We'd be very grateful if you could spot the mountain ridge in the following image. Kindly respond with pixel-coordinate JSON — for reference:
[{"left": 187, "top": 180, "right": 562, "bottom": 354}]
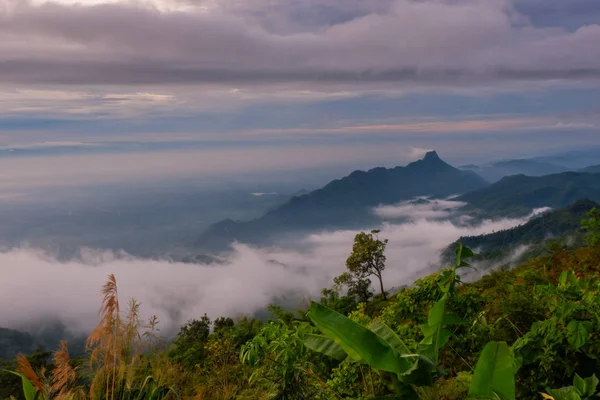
[
  {"left": 444, "top": 199, "right": 599, "bottom": 263},
  {"left": 197, "top": 151, "right": 488, "bottom": 250},
  {"left": 456, "top": 171, "right": 600, "bottom": 217}
]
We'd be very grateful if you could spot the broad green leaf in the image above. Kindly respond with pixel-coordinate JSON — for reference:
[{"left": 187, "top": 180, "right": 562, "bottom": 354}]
[
  {"left": 370, "top": 320, "right": 411, "bottom": 354},
  {"left": 582, "top": 374, "right": 599, "bottom": 397},
  {"left": 455, "top": 243, "right": 474, "bottom": 266},
  {"left": 548, "top": 387, "right": 582, "bottom": 400},
  {"left": 307, "top": 302, "right": 413, "bottom": 377},
  {"left": 7, "top": 371, "right": 37, "bottom": 400},
  {"left": 559, "top": 271, "right": 569, "bottom": 288},
  {"left": 573, "top": 374, "right": 587, "bottom": 397},
  {"left": 438, "top": 269, "right": 455, "bottom": 294},
  {"left": 443, "top": 313, "right": 466, "bottom": 326},
  {"left": 573, "top": 374, "right": 598, "bottom": 397},
  {"left": 418, "top": 294, "right": 458, "bottom": 362},
  {"left": 468, "top": 341, "right": 516, "bottom": 400},
  {"left": 567, "top": 321, "right": 589, "bottom": 350},
  {"left": 303, "top": 334, "right": 348, "bottom": 361}
]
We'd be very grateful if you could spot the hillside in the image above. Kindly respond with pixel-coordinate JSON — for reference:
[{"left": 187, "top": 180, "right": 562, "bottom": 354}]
[
  {"left": 456, "top": 172, "right": 600, "bottom": 217},
  {"left": 460, "top": 158, "right": 568, "bottom": 182},
  {"left": 3, "top": 226, "right": 600, "bottom": 400},
  {"left": 197, "top": 151, "right": 488, "bottom": 250},
  {"left": 580, "top": 164, "right": 600, "bottom": 173},
  {"left": 444, "top": 199, "right": 599, "bottom": 262}
]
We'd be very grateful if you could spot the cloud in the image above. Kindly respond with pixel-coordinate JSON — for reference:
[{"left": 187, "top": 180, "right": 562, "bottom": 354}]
[
  {"left": 514, "top": 0, "right": 600, "bottom": 30},
  {"left": 0, "top": 0, "right": 599, "bottom": 89},
  {"left": 0, "top": 141, "right": 95, "bottom": 151},
  {"left": 0, "top": 202, "right": 536, "bottom": 334},
  {"left": 0, "top": 144, "right": 426, "bottom": 189},
  {"left": 407, "top": 147, "right": 434, "bottom": 161},
  {"left": 373, "top": 198, "right": 467, "bottom": 220}
]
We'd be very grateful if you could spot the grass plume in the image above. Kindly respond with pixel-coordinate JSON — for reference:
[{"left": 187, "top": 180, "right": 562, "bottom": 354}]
[{"left": 51, "top": 341, "right": 78, "bottom": 399}]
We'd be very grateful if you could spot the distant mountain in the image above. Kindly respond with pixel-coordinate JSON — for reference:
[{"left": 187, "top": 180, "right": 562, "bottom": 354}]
[
  {"left": 580, "top": 165, "right": 600, "bottom": 173},
  {"left": 457, "top": 172, "right": 600, "bottom": 217},
  {"left": 460, "top": 159, "right": 568, "bottom": 182},
  {"left": 444, "top": 199, "right": 599, "bottom": 262},
  {"left": 0, "top": 323, "right": 86, "bottom": 360},
  {"left": 533, "top": 148, "right": 600, "bottom": 170},
  {"left": 197, "top": 151, "right": 488, "bottom": 250}
]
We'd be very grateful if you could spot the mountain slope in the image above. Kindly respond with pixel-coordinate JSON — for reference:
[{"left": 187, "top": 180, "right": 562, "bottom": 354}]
[
  {"left": 197, "top": 151, "right": 488, "bottom": 250},
  {"left": 580, "top": 165, "right": 600, "bottom": 173},
  {"left": 460, "top": 159, "right": 568, "bottom": 182},
  {"left": 445, "top": 199, "right": 599, "bottom": 262},
  {"left": 456, "top": 172, "right": 600, "bottom": 217}
]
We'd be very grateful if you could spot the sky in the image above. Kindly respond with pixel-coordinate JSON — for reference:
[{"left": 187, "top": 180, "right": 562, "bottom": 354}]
[{"left": 0, "top": 0, "right": 599, "bottom": 186}]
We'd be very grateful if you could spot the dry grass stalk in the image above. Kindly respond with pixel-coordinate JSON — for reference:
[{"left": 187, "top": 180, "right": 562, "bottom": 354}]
[
  {"left": 86, "top": 273, "right": 121, "bottom": 400},
  {"left": 16, "top": 353, "right": 43, "bottom": 391},
  {"left": 51, "top": 340, "right": 78, "bottom": 399}
]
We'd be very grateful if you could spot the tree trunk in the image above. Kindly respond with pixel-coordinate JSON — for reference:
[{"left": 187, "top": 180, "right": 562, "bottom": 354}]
[{"left": 377, "top": 272, "right": 387, "bottom": 300}]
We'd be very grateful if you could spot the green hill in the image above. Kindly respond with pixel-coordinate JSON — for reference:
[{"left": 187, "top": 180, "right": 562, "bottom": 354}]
[
  {"left": 460, "top": 158, "right": 568, "bottom": 182},
  {"left": 444, "top": 199, "right": 599, "bottom": 262},
  {"left": 456, "top": 172, "right": 600, "bottom": 218},
  {"left": 197, "top": 151, "right": 488, "bottom": 250}
]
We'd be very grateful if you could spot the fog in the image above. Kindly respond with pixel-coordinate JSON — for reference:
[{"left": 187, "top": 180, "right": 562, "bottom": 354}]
[
  {"left": 0, "top": 201, "right": 538, "bottom": 336},
  {"left": 373, "top": 198, "right": 466, "bottom": 220}
]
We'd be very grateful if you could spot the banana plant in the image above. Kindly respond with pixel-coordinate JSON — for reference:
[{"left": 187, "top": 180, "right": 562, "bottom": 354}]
[
  {"left": 541, "top": 374, "right": 599, "bottom": 400},
  {"left": 7, "top": 371, "right": 45, "bottom": 400},
  {"left": 304, "top": 244, "right": 516, "bottom": 399},
  {"left": 468, "top": 341, "right": 515, "bottom": 400}
]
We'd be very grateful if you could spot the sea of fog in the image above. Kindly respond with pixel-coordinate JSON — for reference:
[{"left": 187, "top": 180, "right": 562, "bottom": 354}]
[{"left": 0, "top": 199, "right": 549, "bottom": 336}]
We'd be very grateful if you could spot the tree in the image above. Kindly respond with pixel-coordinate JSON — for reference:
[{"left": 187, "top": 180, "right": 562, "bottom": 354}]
[
  {"left": 213, "top": 317, "right": 235, "bottom": 337},
  {"left": 168, "top": 314, "right": 212, "bottom": 369},
  {"left": 345, "top": 229, "right": 389, "bottom": 300},
  {"left": 582, "top": 208, "right": 600, "bottom": 247},
  {"left": 333, "top": 272, "right": 373, "bottom": 304}
]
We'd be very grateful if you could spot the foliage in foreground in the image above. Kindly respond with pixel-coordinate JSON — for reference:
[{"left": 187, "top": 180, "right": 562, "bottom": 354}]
[{"left": 2, "top": 212, "right": 600, "bottom": 399}]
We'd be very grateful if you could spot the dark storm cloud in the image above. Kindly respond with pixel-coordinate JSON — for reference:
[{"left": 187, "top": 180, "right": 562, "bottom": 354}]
[{"left": 0, "top": 0, "right": 599, "bottom": 87}]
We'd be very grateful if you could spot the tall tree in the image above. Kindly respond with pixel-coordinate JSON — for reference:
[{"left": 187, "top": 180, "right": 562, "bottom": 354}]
[{"left": 345, "top": 229, "right": 389, "bottom": 300}]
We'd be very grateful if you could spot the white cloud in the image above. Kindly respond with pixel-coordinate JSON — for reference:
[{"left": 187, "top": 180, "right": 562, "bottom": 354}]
[
  {"left": 374, "top": 198, "right": 467, "bottom": 220},
  {"left": 0, "top": 205, "right": 535, "bottom": 334},
  {"left": 407, "top": 147, "right": 434, "bottom": 161}
]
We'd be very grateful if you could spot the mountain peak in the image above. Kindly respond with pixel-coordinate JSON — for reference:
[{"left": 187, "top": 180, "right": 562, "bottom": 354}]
[{"left": 423, "top": 150, "right": 440, "bottom": 162}]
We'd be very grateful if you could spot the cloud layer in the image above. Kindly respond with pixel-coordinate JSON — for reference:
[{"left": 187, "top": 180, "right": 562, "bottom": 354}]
[
  {"left": 1, "top": 0, "right": 599, "bottom": 88},
  {"left": 0, "top": 201, "right": 535, "bottom": 335}
]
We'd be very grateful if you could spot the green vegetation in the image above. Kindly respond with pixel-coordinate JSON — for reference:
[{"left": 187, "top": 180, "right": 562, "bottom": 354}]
[
  {"left": 457, "top": 172, "right": 600, "bottom": 218},
  {"left": 582, "top": 208, "right": 600, "bottom": 247},
  {"left": 3, "top": 211, "right": 600, "bottom": 399},
  {"left": 340, "top": 230, "right": 389, "bottom": 300},
  {"left": 445, "top": 199, "right": 600, "bottom": 262}
]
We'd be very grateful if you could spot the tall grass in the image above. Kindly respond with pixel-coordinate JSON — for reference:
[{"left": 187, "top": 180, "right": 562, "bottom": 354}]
[{"left": 13, "top": 273, "right": 172, "bottom": 400}]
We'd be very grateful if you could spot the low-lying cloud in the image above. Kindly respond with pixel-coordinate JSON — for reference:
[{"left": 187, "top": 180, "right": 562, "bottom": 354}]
[
  {"left": 374, "top": 198, "right": 466, "bottom": 220},
  {"left": 0, "top": 200, "right": 538, "bottom": 336}
]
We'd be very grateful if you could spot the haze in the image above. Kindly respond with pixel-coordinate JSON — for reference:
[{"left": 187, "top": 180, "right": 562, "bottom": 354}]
[{"left": 1, "top": 0, "right": 599, "bottom": 336}]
